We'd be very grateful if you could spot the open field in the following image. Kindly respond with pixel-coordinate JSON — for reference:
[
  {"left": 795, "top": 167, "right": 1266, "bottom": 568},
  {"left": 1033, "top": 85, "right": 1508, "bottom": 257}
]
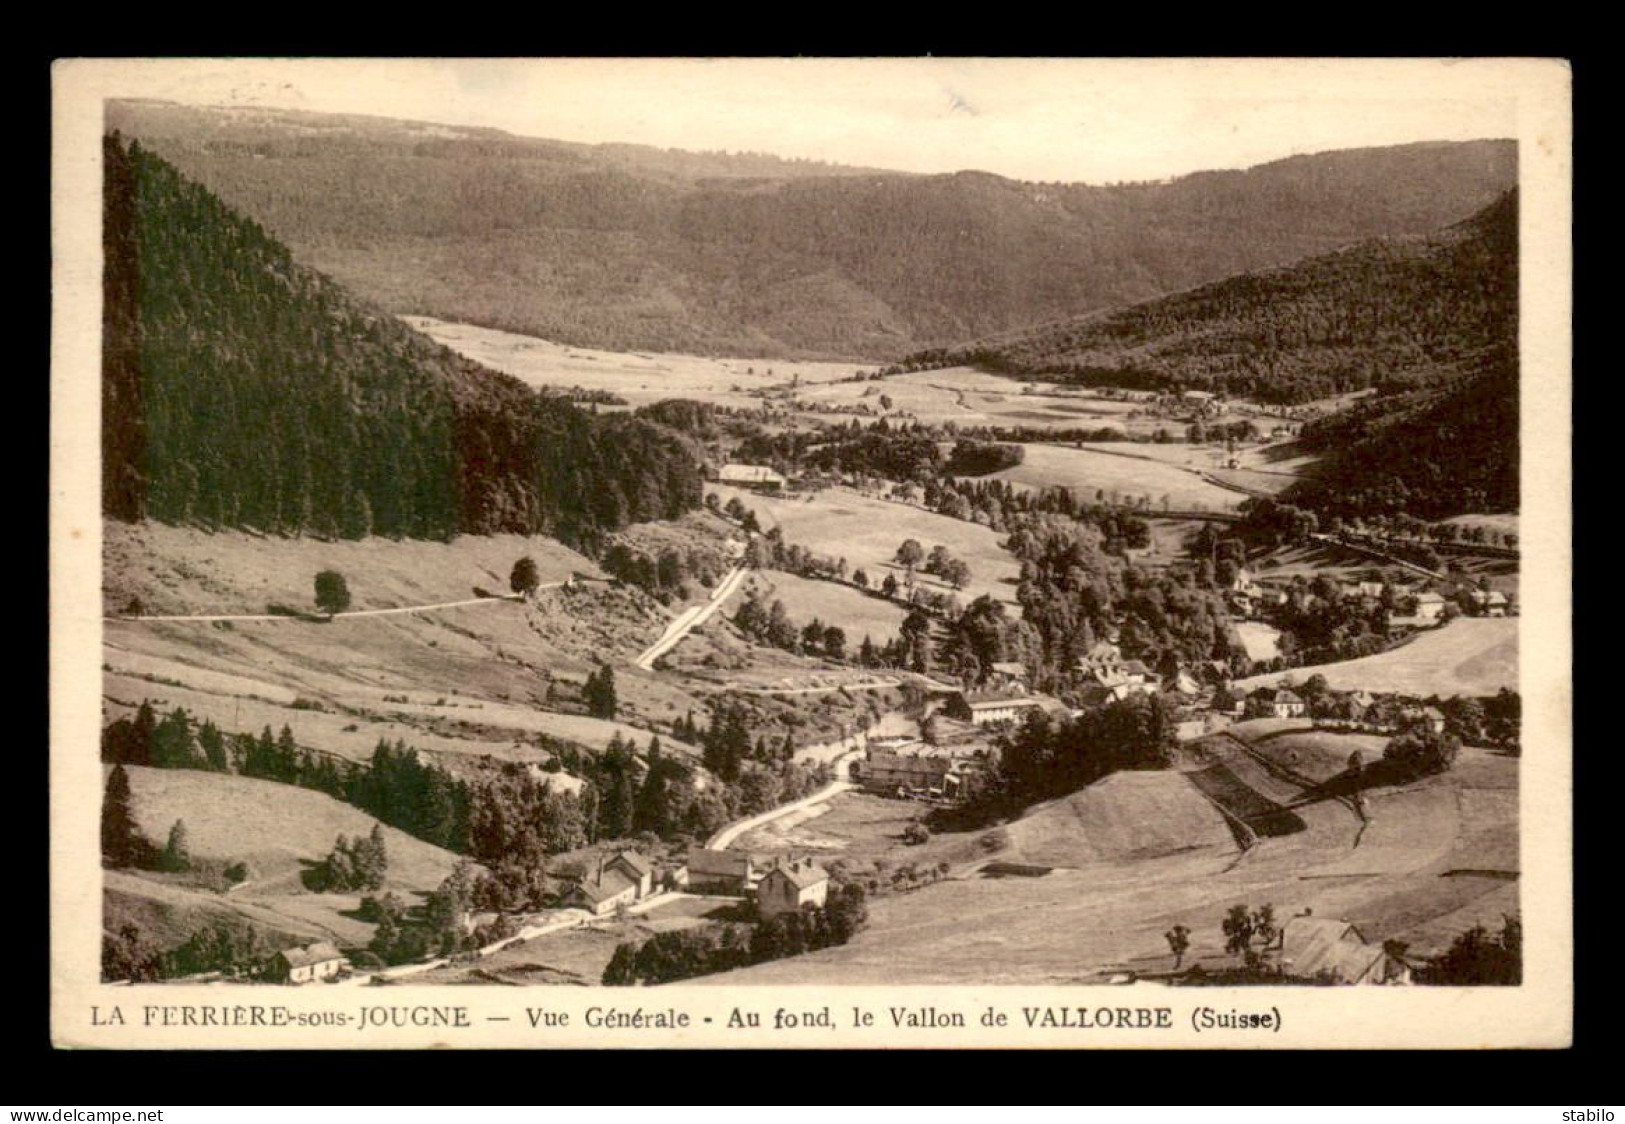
[
  {"left": 1002, "top": 772, "right": 1235, "bottom": 865},
  {"left": 709, "top": 485, "right": 1023, "bottom": 612},
  {"left": 410, "top": 317, "right": 874, "bottom": 411},
  {"left": 103, "top": 524, "right": 713, "bottom": 788},
  {"left": 985, "top": 444, "right": 1243, "bottom": 512},
  {"left": 1236, "top": 617, "right": 1518, "bottom": 698},
  {"left": 1234, "top": 621, "right": 1283, "bottom": 663},
  {"left": 695, "top": 738, "right": 1516, "bottom": 984},
  {"left": 106, "top": 765, "right": 465, "bottom": 954},
  {"left": 744, "top": 570, "right": 909, "bottom": 644},
  {"left": 104, "top": 522, "right": 592, "bottom": 618}
]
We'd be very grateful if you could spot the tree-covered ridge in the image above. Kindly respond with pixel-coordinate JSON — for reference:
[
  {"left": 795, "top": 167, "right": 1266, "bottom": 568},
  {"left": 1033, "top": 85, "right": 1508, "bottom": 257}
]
[
  {"left": 107, "top": 101, "right": 1515, "bottom": 361},
  {"left": 1285, "top": 349, "right": 1518, "bottom": 520},
  {"left": 102, "top": 133, "right": 701, "bottom": 546},
  {"left": 912, "top": 190, "right": 1518, "bottom": 406}
]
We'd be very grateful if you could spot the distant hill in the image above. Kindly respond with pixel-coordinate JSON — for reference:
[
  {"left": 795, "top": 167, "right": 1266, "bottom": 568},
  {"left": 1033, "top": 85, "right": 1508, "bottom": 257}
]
[
  {"left": 107, "top": 100, "right": 1516, "bottom": 360},
  {"left": 103, "top": 132, "right": 702, "bottom": 546},
  {"left": 915, "top": 189, "right": 1519, "bottom": 406}
]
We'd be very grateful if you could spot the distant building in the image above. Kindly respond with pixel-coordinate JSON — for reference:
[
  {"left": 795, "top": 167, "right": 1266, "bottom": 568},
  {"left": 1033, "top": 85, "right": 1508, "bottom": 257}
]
[
  {"left": 1414, "top": 591, "right": 1447, "bottom": 622},
  {"left": 1469, "top": 589, "right": 1510, "bottom": 617},
  {"left": 988, "top": 661, "right": 1028, "bottom": 687},
  {"left": 756, "top": 859, "right": 830, "bottom": 919},
  {"left": 1278, "top": 916, "right": 1411, "bottom": 985},
  {"left": 271, "top": 942, "right": 346, "bottom": 984},
  {"left": 947, "top": 693, "right": 1056, "bottom": 727},
  {"left": 1252, "top": 688, "right": 1306, "bottom": 720},
  {"left": 717, "top": 464, "right": 787, "bottom": 491},
  {"left": 684, "top": 849, "right": 754, "bottom": 894}
]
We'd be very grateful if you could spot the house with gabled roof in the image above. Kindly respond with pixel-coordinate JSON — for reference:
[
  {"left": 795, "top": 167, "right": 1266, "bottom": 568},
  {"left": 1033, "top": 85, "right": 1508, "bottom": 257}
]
[
  {"left": 684, "top": 848, "right": 754, "bottom": 894},
  {"left": 1278, "top": 916, "right": 1411, "bottom": 985},
  {"left": 757, "top": 859, "right": 830, "bottom": 919},
  {"left": 271, "top": 941, "right": 347, "bottom": 984}
]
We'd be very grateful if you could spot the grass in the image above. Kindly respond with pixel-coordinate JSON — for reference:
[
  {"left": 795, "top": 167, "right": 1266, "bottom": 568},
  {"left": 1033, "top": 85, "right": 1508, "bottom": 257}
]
[
  {"left": 744, "top": 570, "right": 909, "bottom": 643},
  {"left": 1236, "top": 617, "right": 1518, "bottom": 698},
  {"left": 410, "top": 317, "right": 873, "bottom": 412},
  {"left": 117, "top": 765, "right": 462, "bottom": 891},
  {"left": 104, "top": 521, "right": 593, "bottom": 618},
  {"left": 987, "top": 444, "right": 1243, "bottom": 512},
  {"left": 106, "top": 765, "right": 468, "bottom": 957},
  {"left": 710, "top": 485, "right": 1023, "bottom": 612},
  {"left": 1003, "top": 772, "right": 1235, "bottom": 864},
  {"left": 691, "top": 746, "right": 1516, "bottom": 984}
]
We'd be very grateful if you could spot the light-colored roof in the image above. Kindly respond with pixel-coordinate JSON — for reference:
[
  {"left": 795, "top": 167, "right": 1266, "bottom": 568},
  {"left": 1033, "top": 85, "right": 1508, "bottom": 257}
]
[
  {"left": 1416, "top": 591, "right": 1446, "bottom": 603},
  {"left": 764, "top": 861, "right": 828, "bottom": 891},
  {"left": 1281, "top": 917, "right": 1384, "bottom": 983},
  {"left": 279, "top": 942, "right": 345, "bottom": 969},
  {"left": 1273, "top": 690, "right": 1304, "bottom": 704},
  {"left": 573, "top": 869, "right": 637, "bottom": 903},
  {"left": 966, "top": 694, "right": 1045, "bottom": 711},
  {"left": 991, "top": 661, "right": 1027, "bottom": 677},
  {"left": 719, "top": 464, "right": 785, "bottom": 484}
]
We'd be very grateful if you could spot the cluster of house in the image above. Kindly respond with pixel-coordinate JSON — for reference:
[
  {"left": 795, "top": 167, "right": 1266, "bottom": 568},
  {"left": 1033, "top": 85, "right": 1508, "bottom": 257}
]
[
  {"left": 562, "top": 847, "right": 831, "bottom": 921},
  {"left": 680, "top": 849, "right": 831, "bottom": 919},
  {"left": 1229, "top": 568, "right": 1511, "bottom": 629},
  {"left": 1216, "top": 685, "right": 1447, "bottom": 735},
  {"left": 857, "top": 737, "right": 992, "bottom": 802}
]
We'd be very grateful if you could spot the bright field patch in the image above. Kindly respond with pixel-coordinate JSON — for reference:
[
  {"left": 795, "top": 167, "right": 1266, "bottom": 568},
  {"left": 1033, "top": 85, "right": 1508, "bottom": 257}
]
[
  {"left": 710, "top": 486, "right": 1023, "bottom": 612},
  {"left": 745, "top": 570, "right": 909, "bottom": 644},
  {"left": 987, "top": 444, "right": 1243, "bottom": 512},
  {"left": 1236, "top": 617, "right": 1519, "bottom": 698}
]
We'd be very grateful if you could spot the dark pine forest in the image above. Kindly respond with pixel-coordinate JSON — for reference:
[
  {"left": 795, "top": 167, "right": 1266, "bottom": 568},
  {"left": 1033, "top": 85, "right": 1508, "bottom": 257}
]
[{"left": 102, "top": 133, "right": 702, "bottom": 548}]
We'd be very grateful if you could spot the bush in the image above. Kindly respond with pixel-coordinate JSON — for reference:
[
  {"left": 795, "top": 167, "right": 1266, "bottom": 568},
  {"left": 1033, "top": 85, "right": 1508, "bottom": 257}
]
[{"left": 902, "top": 821, "right": 930, "bottom": 845}]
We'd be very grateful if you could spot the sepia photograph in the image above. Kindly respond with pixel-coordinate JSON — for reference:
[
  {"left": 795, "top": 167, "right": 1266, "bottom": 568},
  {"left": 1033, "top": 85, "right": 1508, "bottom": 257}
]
[{"left": 50, "top": 57, "right": 1572, "bottom": 1049}]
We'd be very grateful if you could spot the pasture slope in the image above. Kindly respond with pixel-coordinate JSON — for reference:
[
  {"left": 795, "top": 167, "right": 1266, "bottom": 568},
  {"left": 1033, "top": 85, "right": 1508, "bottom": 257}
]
[
  {"left": 743, "top": 569, "right": 910, "bottom": 645},
  {"left": 988, "top": 444, "right": 1244, "bottom": 513},
  {"left": 708, "top": 485, "right": 1023, "bottom": 612},
  {"left": 102, "top": 522, "right": 710, "bottom": 779},
  {"left": 1236, "top": 617, "right": 1518, "bottom": 697},
  {"left": 695, "top": 721, "right": 1516, "bottom": 985},
  {"left": 106, "top": 765, "right": 464, "bottom": 952}
]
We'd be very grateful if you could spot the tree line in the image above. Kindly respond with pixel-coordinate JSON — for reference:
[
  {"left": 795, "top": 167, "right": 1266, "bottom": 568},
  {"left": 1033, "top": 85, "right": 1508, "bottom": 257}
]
[{"left": 103, "top": 133, "right": 702, "bottom": 551}]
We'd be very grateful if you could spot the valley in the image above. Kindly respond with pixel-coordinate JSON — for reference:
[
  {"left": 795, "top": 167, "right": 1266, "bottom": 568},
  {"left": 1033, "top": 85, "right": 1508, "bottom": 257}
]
[{"left": 89, "top": 112, "right": 1526, "bottom": 995}]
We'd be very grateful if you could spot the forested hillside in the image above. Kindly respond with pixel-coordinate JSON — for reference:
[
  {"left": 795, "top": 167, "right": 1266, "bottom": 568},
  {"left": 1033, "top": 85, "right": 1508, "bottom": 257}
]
[
  {"left": 1285, "top": 350, "right": 1518, "bottom": 520},
  {"left": 107, "top": 101, "right": 1515, "bottom": 360},
  {"left": 915, "top": 190, "right": 1519, "bottom": 405},
  {"left": 102, "top": 133, "right": 701, "bottom": 546}
]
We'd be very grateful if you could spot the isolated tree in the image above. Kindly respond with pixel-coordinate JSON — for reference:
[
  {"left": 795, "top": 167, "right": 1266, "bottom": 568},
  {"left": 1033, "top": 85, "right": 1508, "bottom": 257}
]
[
  {"left": 894, "top": 539, "right": 925, "bottom": 580},
  {"left": 161, "top": 819, "right": 192, "bottom": 873},
  {"left": 314, "top": 570, "right": 351, "bottom": 616},
  {"left": 510, "top": 556, "right": 541, "bottom": 597},
  {"left": 101, "top": 764, "right": 145, "bottom": 869},
  {"left": 1165, "top": 924, "right": 1191, "bottom": 970}
]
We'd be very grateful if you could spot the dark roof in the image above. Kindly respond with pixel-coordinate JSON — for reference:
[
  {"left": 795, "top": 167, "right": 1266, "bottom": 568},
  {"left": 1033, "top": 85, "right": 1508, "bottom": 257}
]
[
  {"left": 686, "top": 849, "right": 752, "bottom": 878},
  {"left": 609, "top": 851, "right": 653, "bottom": 877},
  {"left": 573, "top": 869, "right": 637, "bottom": 903},
  {"left": 278, "top": 942, "right": 345, "bottom": 969}
]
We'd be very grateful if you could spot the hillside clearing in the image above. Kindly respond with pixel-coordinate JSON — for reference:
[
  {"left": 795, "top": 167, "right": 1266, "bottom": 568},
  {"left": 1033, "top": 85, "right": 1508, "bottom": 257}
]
[
  {"left": 987, "top": 444, "right": 1243, "bottom": 512},
  {"left": 709, "top": 485, "right": 1023, "bottom": 612},
  {"left": 743, "top": 570, "right": 909, "bottom": 644},
  {"left": 1236, "top": 617, "right": 1518, "bottom": 697}
]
